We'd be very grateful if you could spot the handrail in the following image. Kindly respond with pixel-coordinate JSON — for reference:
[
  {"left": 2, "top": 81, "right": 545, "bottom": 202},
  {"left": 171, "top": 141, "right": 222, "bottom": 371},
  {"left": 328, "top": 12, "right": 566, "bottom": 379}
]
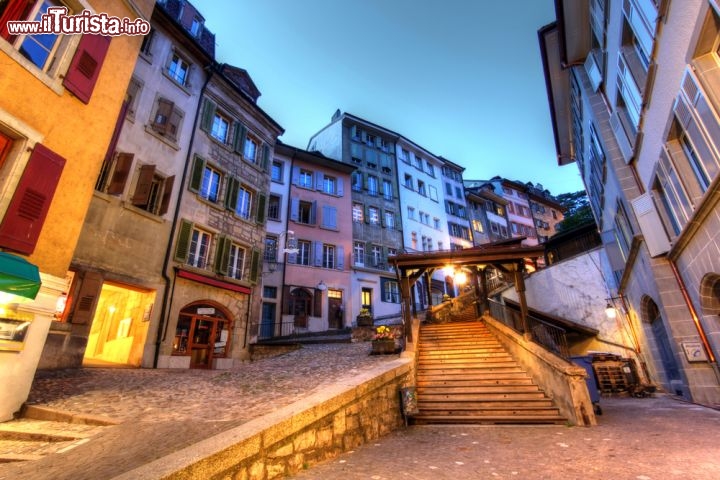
[{"left": 488, "top": 299, "right": 570, "bottom": 360}]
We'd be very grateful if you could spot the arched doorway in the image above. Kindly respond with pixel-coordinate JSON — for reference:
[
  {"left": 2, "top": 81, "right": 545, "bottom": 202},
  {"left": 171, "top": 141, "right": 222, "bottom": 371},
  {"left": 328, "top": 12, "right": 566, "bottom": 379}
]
[
  {"left": 172, "top": 302, "right": 233, "bottom": 369},
  {"left": 699, "top": 273, "right": 720, "bottom": 317},
  {"left": 643, "top": 296, "right": 682, "bottom": 391}
]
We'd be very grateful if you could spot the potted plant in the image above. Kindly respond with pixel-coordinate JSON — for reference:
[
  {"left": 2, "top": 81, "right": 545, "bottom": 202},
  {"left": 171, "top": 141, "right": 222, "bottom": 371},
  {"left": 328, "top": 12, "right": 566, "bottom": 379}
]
[
  {"left": 371, "top": 325, "right": 397, "bottom": 354},
  {"left": 356, "top": 308, "right": 373, "bottom": 326}
]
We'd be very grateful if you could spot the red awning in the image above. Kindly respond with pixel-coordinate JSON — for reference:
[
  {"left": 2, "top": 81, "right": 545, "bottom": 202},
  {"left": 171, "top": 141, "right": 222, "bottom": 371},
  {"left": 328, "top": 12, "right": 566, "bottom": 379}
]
[{"left": 176, "top": 269, "right": 251, "bottom": 295}]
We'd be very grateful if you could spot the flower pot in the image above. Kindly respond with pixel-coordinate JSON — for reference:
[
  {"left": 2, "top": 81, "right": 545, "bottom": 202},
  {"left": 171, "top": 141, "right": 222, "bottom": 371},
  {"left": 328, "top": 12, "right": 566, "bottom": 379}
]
[
  {"left": 372, "top": 340, "right": 396, "bottom": 354},
  {"left": 356, "top": 315, "right": 373, "bottom": 327}
]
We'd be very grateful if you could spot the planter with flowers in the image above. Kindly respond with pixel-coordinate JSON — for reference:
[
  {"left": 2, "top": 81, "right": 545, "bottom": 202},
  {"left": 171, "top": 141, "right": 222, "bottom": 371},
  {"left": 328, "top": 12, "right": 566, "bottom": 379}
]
[
  {"left": 356, "top": 308, "right": 373, "bottom": 326},
  {"left": 371, "top": 325, "right": 397, "bottom": 354}
]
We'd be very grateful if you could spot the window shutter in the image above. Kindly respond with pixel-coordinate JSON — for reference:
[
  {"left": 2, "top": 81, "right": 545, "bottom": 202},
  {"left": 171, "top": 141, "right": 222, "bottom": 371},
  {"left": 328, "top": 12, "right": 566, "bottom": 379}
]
[
  {"left": 313, "top": 241, "right": 323, "bottom": 267},
  {"left": 290, "top": 197, "right": 300, "bottom": 222},
  {"left": 131, "top": 164, "right": 156, "bottom": 206},
  {"left": 315, "top": 171, "right": 323, "bottom": 190},
  {"left": 70, "top": 271, "right": 103, "bottom": 325},
  {"left": 63, "top": 34, "right": 111, "bottom": 104},
  {"left": 200, "top": 98, "right": 216, "bottom": 133},
  {"left": 249, "top": 248, "right": 261, "bottom": 284},
  {"left": 101, "top": 100, "right": 129, "bottom": 168},
  {"left": 107, "top": 152, "right": 134, "bottom": 195},
  {"left": 174, "top": 220, "right": 194, "bottom": 263},
  {"left": 380, "top": 277, "right": 388, "bottom": 302},
  {"left": 233, "top": 122, "right": 247, "bottom": 153},
  {"left": 224, "top": 177, "right": 239, "bottom": 211},
  {"left": 188, "top": 155, "right": 205, "bottom": 192},
  {"left": 261, "top": 144, "right": 270, "bottom": 172},
  {"left": 322, "top": 205, "right": 337, "bottom": 229},
  {"left": 364, "top": 205, "right": 370, "bottom": 224},
  {"left": 336, "top": 178, "right": 344, "bottom": 196},
  {"left": 0, "top": 143, "right": 65, "bottom": 254},
  {"left": 0, "top": 0, "right": 31, "bottom": 42},
  {"left": 291, "top": 166, "right": 300, "bottom": 185},
  {"left": 158, "top": 175, "right": 175, "bottom": 216},
  {"left": 313, "top": 289, "right": 323, "bottom": 317},
  {"left": 152, "top": 98, "right": 174, "bottom": 135},
  {"left": 336, "top": 245, "right": 344, "bottom": 270},
  {"left": 310, "top": 200, "right": 317, "bottom": 225},
  {"left": 168, "top": 107, "right": 181, "bottom": 141},
  {"left": 214, "top": 236, "right": 229, "bottom": 275},
  {"left": 255, "top": 192, "right": 267, "bottom": 225},
  {"left": 282, "top": 285, "right": 292, "bottom": 314}
]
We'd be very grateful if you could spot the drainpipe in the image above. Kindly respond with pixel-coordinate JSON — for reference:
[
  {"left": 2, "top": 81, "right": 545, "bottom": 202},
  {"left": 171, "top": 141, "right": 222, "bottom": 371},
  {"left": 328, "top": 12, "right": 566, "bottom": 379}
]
[
  {"left": 667, "top": 259, "right": 720, "bottom": 383},
  {"left": 153, "top": 66, "right": 213, "bottom": 368}
]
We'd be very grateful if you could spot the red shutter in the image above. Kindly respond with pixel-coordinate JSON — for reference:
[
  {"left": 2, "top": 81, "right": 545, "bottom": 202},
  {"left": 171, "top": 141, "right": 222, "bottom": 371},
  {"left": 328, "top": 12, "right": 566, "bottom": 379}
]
[
  {"left": 101, "top": 100, "right": 129, "bottom": 168},
  {"left": 0, "top": 0, "right": 32, "bottom": 42},
  {"left": 0, "top": 143, "right": 66, "bottom": 254},
  {"left": 63, "top": 34, "right": 111, "bottom": 104},
  {"left": 131, "top": 164, "right": 156, "bottom": 206},
  {"left": 0, "top": 131, "right": 12, "bottom": 170}
]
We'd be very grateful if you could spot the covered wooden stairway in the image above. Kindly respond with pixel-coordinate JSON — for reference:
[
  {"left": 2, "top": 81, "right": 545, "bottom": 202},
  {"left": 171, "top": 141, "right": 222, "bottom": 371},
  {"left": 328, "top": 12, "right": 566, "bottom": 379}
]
[{"left": 413, "top": 320, "right": 567, "bottom": 424}]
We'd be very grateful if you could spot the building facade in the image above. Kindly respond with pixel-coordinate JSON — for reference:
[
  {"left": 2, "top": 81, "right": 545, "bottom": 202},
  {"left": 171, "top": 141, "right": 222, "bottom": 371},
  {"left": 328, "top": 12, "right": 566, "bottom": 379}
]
[
  {"left": 0, "top": 0, "right": 154, "bottom": 420},
  {"left": 309, "top": 112, "right": 404, "bottom": 322},
  {"left": 66, "top": 0, "right": 215, "bottom": 370},
  {"left": 541, "top": 0, "right": 720, "bottom": 404},
  {"left": 463, "top": 185, "right": 512, "bottom": 245}
]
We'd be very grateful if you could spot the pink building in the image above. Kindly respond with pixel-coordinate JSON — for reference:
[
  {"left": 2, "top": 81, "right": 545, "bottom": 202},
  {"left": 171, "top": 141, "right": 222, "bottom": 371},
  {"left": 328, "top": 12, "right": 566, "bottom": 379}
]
[{"left": 276, "top": 144, "right": 355, "bottom": 333}]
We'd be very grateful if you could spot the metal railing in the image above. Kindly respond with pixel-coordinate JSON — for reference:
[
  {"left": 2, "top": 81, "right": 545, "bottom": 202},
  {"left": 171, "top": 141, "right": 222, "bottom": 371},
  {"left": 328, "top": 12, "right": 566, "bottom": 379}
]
[
  {"left": 488, "top": 299, "right": 570, "bottom": 360},
  {"left": 254, "top": 320, "right": 308, "bottom": 341}
]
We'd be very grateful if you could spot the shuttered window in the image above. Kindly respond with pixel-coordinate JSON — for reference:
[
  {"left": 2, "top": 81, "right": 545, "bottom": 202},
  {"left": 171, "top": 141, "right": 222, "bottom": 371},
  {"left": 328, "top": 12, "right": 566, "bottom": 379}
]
[
  {"left": 63, "top": 34, "right": 111, "bottom": 104},
  {"left": 0, "top": 143, "right": 65, "bottom": 254}
]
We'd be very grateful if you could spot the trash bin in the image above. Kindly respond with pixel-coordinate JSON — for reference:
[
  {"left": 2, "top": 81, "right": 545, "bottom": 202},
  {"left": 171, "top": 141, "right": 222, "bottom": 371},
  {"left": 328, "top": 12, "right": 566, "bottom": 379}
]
[{"left": 571, "top": 355, "right": 602, "bottom": 415}]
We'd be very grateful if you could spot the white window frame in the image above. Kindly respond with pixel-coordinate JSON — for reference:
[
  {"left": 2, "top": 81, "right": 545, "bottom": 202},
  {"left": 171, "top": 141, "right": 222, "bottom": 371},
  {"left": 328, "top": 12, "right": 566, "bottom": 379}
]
[
  {"left": 236, "top": 186, "right": 253, "bottom": 219},
  {"left": 188, "top": 227, "right": 212, "bottom": 269},
  {"left": 228, "top": 243, "right": 246, "bottom": 280}
]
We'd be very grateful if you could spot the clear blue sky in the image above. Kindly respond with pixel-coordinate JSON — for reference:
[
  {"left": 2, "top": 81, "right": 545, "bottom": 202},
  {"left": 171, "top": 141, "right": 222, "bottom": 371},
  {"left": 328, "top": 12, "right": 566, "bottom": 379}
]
[{"left": 198, "top": 0, "right": 584, "bottom": 196}]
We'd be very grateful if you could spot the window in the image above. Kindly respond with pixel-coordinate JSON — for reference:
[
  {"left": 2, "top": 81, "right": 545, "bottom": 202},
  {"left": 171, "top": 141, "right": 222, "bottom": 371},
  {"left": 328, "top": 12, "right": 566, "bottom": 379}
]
[
  {"left": 210, "top": 111, "right": 230, "bottom": 143},
  {"left": 271, "top": 161, "right": 283, "bottom": 182},
  {"left": 131, "top": 165, "right": 175, "bottom": 216},
  {"left": 263, "top": 286, "right": 277, "bottom": 298},
  {"left": 433, "top": 217, "right": 440, "bottom": 229},
  {"left": 382, "top": 179, "right": 393, "bottom": 200},
  {"left": 297, "top": 240, "right": 311, "bottom": 265},
  {"left": 368, "top": 206, "right": 380, "bottom": 225},
  {"left": 472, "top": 219, "right": 484, "bottom": 233},
  {"left": 167, "top": 51, "right": 190, "bottom": 86},
  {"left": 420, "top": 212, "right": 430, "bottom": 225},
  {"left": 404, "top": 174, "right": 413, "bottom": 189},
  {"left": 298, "top": 200, "right": 313, "bottom": 224},
  {"left": 188, "top": 227, "right": 211, "bottom": 268},
  {"left": 322, "top": 244, "right": 335, "bottom": 269},
  {"left": 264, "top": 236, "right": 277, "bottom": 261},
  {"left": 190, "top": 16, "right": 202, "bottom": 37},
  {"left": 400, "top": 149, "right": 410, "bottom": 163},
  {"left": 653, "top": 147, "right": 693, "bottom": 237},
  {"left": 370, "top": 244, "right": 382, "bottom": 267},
  {"left": 227, "top": 243, "right": 246, "bottom": 280},
  {"left": 507, "top": 203, "right": 515, "bottom": 214},
  {"left": 490, "top": 222, "right": 500, "bottom": 234},
  {"left": 353, "top": 241, "right": 365, "bottom": 266},
  {"left": 411, "top": 231, "right": 417, "bottom": 250},
  {"left": 445, "top": 182, "right": 453, "bottom": 196},
  {"left": 200, "top": 164, "right": 221, "bottom": 202},
  {"left": 299, "top": 169, "right": 313, "bottom": 189},
  {"left": 367, "top": 175, "right": 378, "bottom": 196},
  {"left": 352, "top": 171, "right": 363, "bottom": 191},
  {"left": 268, "top": 194, "right": 280, "bottom": 221},
  {"left": 429, "top": 185, "right": 438, "bottom": 201},
  {"left": 417, "top": 180, "right": 426, "bottom": 196},
  {"left": 407, "top": 206, "right": 415, "bottom": 220},
  {"left": 150, "top": 98, "right": 183, "bottom": 141},
  {"left": 455, "top": 186, "right": 462, "bottom": 198},
  {"left": 140, "top": 28, "right": 155, "bottom": 57},
  {"left": 5, "top": 0, "right": 62, "bottom": 71},
  {"left": 235, "top": 186, "right": 253, "bottom": 219},
  {"left": 380, "top": 278, "right": 400, "bottom": 303},
  {"left": 352, "top": 203, "right": 364, "bottom": 223},
  {"left": 425, "top": 161, "right": 435, "bottom": 177},
  {"left": 384, "top": 211, "right": 395, "bottom": 229},
  {"left": 322, "top": 175, "right": 337, "bottom": 195},
  {"left": 243, "top": 135, "right": 259, "bottom": 164},
  {"left": 125, "top": 76, "right": 143, "bottom": 119}
]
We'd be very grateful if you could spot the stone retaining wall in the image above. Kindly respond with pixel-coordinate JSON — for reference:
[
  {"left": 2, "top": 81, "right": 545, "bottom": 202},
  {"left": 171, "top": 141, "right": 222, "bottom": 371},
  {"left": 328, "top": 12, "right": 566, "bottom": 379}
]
[{"left": 112, "top": 358, "right": 413, "bottom": 480}]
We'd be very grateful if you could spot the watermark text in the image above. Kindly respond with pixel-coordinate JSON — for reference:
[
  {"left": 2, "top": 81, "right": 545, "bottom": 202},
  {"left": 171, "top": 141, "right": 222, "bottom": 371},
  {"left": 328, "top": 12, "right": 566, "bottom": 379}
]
[{"left": 6, "top": 7, "right": 150, "bottom": 36}]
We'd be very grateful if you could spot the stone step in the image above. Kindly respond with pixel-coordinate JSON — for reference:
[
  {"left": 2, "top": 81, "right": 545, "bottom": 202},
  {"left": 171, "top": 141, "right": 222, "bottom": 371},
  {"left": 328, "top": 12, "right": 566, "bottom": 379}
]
[
  {"left": 418, "top": 351, "right": 512, "bottom": 360},
  {"left": 418, "top": 391, "right": 548, "bottom": 401},
  {"left": 418, "top": 358, "right": 518, "bottom": 366},
  {"left": 417, "top": 398, "right": 557, "bottom": 409},
  {"left": 411, "top": 414, "right": 567, "bottom": 425},
  {"left": 418, "top": 384, "right": 543, "bottom": 395},
  {"left": 417, "top": 377, "right": 535, "bottom": 387}
]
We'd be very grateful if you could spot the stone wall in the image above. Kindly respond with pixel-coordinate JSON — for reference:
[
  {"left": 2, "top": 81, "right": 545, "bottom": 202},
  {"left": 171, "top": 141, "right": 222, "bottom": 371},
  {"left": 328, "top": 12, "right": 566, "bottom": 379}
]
[{"left": 112, "top": 359, "right": 413, "bottom": 480}]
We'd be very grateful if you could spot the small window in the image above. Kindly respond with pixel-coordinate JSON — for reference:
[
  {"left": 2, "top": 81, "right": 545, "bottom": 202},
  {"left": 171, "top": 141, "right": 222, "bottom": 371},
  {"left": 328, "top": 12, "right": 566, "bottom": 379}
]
[
  {"left": 297, "top": 240, "right": 311, "bottom": 265},
  {"left": 150, "top": 97, "right": 183, "bottom": 142},
  {"left": 353, "top": 241, "right": 365, "bottom": 266},
  {"left": 126, "top": 77, "right": 143, "bottom": 119},
  {"left": 236, "top": 186, "right": 253, "bottom": 219},
  {"left": 417, "top": 180, "right": 426, "bottom": 196},
  {"left": 200, "top": 164, "right": 221, "bottom": 203},
  {"left": 211, "top": 112, "right": 230, "bottom": 143},
  {"left": 298, "top": 200, "right": 313, "bottom": 224},
  {"left": 140, "top": 28, "right": 155, "bottom": 57},
  {"left": 382, "top": 179, "right": 393, "bottom": 200},
  {"left": 429, "top": 185, "right": 438, "bottom": 201},
  {"left": 322, "top": 244, "right": 335, "bottom": 269},
  {"left": 352, "top": 203, "right": 364, "bottom": 223},
  {"left": 384, "top": 211, "right": 395, "bottom": 229},
  {"left": 244, "top": 135, "right": 259, "bottom": 164},
  {"left": 352, "top": 171, "right": 363, "bottom": 191},
  {"left": 168, "top": 51, "right": 190, "bottom": 86},
  {"left": 188, "top": 227, "right": 212, "bottom": 268},
  {"left": 404, "top": 174, "right": 413, "bottom": 189},
  {"left": 323, "top": 175, "right": 337, "bottom": 195},
  {"left": 263, "top": 286, "right": 277, "bottom": 298},
  {"left": 271, "top": 161, "right": 283, "bottom": 182},
  {"left": 227, "top": 243, "right": 246, "bottom": 280},
  {"left": 407, "top": 206, "right": 415, "bottom": 220},
  {"left": 131, "top": 164, "right": 175, "bottom": 216},
  {"left": 367, "top": 176, "right": 378, "bottom": 196},
  {"left": 299, "top": 169, "right": 313, "bottom": 189},
  {"left": 368, "top": 206, "right": 380, "bottom": 225},
  {"left": 268, "top": 194, "right": 281, "bottom": 220}
]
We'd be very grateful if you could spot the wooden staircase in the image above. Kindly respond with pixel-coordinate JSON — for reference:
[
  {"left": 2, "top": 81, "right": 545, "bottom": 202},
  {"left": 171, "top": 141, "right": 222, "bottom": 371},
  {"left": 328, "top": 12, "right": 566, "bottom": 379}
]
[{"left": 413, "top": 321, "right": 567, "bottom": 425}]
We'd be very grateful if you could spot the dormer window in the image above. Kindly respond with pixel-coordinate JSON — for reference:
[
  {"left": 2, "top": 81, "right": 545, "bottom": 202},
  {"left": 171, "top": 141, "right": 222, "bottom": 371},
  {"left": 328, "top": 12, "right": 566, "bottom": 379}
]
[{"left": 190, "top": 16, "right": 202, "bottom": 37}]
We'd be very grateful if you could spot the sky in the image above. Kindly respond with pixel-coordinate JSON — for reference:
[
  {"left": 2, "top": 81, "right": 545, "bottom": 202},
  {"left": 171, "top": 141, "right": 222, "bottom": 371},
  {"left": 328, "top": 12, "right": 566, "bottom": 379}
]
[{"left": 198, "top": 0, "right": 584, "bottom": 196}]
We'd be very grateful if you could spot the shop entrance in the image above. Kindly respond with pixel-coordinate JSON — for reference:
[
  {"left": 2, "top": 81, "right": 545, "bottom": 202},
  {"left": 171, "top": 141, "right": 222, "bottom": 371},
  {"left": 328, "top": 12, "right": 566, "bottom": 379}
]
[{"left": 173, "top": 303, "right": 232, "bottom": 369}]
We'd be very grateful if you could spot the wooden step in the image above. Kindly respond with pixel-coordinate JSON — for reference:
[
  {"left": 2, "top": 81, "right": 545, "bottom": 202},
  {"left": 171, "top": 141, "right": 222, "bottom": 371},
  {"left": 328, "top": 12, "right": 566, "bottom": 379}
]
[
  {"left": 417, "top": 392, "right": 548, "bottom": 401},
  {"left": 411, "top": 414, "right": 567, "bottom": 425},
  {"left": 417, "top": 377, "right": 535, "bottom": 387}
]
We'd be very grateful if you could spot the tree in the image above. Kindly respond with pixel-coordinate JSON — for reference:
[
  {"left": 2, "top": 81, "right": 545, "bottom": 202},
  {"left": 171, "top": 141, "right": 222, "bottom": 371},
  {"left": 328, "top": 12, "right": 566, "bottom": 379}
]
[{"left": 554, "top": 191, "right": 595, "bottom": 233}]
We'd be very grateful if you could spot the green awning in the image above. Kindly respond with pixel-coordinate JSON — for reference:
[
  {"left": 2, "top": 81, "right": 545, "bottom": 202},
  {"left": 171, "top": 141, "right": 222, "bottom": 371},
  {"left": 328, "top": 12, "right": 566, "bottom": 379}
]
[{"left": 0, "top": 252, "right": 41, "bottom": 300}]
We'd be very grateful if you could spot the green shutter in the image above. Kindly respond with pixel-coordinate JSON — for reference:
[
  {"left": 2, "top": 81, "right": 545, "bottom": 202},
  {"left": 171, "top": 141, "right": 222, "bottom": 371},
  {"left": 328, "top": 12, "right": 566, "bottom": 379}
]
[
  {"left": 200, "top": 98, "right": 216, "bottom": 133},
  {"left": 249, "top": 248, "right": 261, "bottom": 284},
  {"left": 214, "top": 236, "right": 229, "bottom": 275},
  {"left": 225, "top": 177, "right": 239, "bottom": 211},
  {"left": 189, "top": 155, "right": 205, "bottom": 193},
  {"left": 174, "top": 220, "right": 194, "bottom": 263},
  {"left": 256, "top": 192, "right": 267, "bottom": 225},
  {"left": 261, "top": 144, "right": 270, "bottom": 172},
  {"left": 233, "top": 123, "right": 247, "bottom": 153}
]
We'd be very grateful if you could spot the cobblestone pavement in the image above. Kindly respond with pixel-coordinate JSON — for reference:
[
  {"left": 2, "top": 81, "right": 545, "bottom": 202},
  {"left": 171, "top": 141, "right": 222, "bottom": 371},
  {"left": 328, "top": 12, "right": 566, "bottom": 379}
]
[
  {"left": 292, "top": 394, "right": 720, "bottom": 480},
  {"left": 0, "top": 343, "right": 397, "bottom": 480}
]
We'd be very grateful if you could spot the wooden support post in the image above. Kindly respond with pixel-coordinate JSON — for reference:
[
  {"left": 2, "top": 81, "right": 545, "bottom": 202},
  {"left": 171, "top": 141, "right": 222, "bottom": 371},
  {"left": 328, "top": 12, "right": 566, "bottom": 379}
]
[
  {"left": 514, "top": 266, "right": 531, "bottom": 340},
  {"left": 401, "top": 276, "right": 413, "bottom": 343}
]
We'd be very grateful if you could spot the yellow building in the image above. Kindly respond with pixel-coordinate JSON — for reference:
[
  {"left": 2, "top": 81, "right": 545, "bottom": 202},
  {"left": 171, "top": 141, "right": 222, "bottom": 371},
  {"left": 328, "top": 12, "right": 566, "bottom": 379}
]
[{"left": 0, "top": 0, "right": 155, "bottom": 421}]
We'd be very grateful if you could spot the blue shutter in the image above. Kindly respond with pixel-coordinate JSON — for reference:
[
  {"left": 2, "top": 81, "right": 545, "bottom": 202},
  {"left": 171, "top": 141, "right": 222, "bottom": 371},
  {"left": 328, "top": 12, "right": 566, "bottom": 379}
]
[
  {"left": 336, "top": 178, "right": 344, "bottom": 196},
  {"left": 291, "top": 166, "right": 300, "bottom": 185},
  {"left": 290, "top": 197, "right": 299, "bottom": 222},
  {"left": 336, "top": 245, "right": 344, "bottom": 270},
  {"left": 313, "top": 241, "right": 323, "bottom": 267}
]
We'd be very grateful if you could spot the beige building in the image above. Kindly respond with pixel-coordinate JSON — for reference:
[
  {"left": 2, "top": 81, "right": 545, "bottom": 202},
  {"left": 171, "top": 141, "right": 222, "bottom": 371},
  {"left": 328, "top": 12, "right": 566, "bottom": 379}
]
[{"left": 541, "top": 0, "right": 720, "bottom": 404}]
